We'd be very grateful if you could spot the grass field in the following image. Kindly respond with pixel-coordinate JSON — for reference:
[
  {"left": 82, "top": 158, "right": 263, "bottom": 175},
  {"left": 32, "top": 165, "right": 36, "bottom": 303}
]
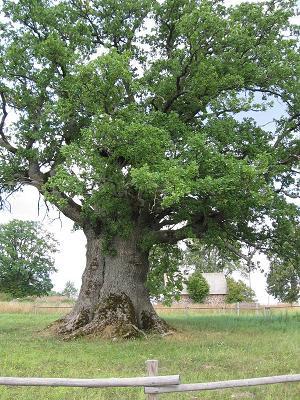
[{"left": 0, "top": 313, "right": 299, "bottom": 399}]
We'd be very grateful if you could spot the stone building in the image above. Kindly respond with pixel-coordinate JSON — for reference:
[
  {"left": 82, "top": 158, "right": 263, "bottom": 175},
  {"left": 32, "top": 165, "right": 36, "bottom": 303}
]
[{"left": 181, "top": 272, "right": 227, "bottom": 305}]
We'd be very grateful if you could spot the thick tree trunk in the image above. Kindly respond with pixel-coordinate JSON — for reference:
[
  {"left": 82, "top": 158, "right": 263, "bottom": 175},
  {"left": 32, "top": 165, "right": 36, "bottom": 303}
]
[
  {"left": 57, "top": 228, "right": 105, "bottom": 334},
  {"left": 56, "top": 229, "right": 170, "bottom": 339}
]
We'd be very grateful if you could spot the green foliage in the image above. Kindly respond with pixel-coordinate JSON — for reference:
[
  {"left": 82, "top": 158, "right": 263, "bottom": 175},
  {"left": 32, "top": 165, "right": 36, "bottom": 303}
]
[
  {"left": 0, "top": 220, "right": 58, "bottom": 297},
  {"left": 186, "top": 272, "right": 209, "bottom": 303},
  {"left": 226, "top": 277, "right": 256, "bottom": 303},
  {"left": 183, "top": 240, "right": 241, "bottom": 275},
  {"left": 147, "top": 243, "right": 185, "bottom": 305},
  {"left": 61, "top": 281, "right": 78, "bottom": 299},
  {"left": 267, "top": 260, "right": 300, "bottom": 304},
  {"left": 0, "top": 292, "right": 13, "bottom": 301},
  {"left": 0, "top": 0, "right": 299, "bottom": 282}
]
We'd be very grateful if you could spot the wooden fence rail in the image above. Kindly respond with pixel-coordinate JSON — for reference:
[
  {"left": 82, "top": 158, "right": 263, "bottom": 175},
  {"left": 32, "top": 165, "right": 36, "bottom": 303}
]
[
  {"left": 32, "top": 303, "right": 300, "bottom": 313},
  {"left": 144, "top": 374, "right": 300, "bottom": 395},
  {"left": 0, "top": 375, "right": 180, "bottom": 388},
  {"left": 0, "top": 360, "right": 299, "bottom": 398}
]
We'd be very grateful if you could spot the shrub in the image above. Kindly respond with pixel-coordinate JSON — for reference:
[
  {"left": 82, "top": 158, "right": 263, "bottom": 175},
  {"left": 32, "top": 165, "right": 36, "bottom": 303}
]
[
  {"left": 0, "top": 292, "right": 13, "bottom": 301},
  {"left": 187, "top": 272, "right": 209, "bottom": 303},
  {"left": 226, "top": 277, "right": 256, "bottom": 303}
]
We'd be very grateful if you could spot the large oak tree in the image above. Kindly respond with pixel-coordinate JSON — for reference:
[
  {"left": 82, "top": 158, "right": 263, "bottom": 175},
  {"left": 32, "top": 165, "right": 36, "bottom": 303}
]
[{"left": 0, "top": 0, "right": 299, "bottom": 338}]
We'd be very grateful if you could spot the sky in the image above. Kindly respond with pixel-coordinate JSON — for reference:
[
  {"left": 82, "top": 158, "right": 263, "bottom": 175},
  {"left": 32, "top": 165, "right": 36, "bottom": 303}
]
[{"left": 0, "top": 0, "right": 299, "bottom": 304}]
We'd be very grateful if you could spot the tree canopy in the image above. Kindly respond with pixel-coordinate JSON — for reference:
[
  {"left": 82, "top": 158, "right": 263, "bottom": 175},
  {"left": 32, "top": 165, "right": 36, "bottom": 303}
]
[
  {"left": 0, "top": 219, "right": 57, "bottom": 297},
  {"left": 226, "top": 277, "right": 256, "bottom": 303},
  {"left": 267, "top": 259, "right": 300, "bottom": 303},
  {"left": 61, "top": 280, "right": 78, "bottom": 299},
  {"left": 0, "top": 0, "right": 299, "bottom": 258},
  {"left": 0, "top": 0, "right": 299, "bottom": 337},
  {"left": 148, "top": 243, "right": 186, "bottom": 304},
  {"left": 182, "top": 240, "right": 241, "bottom": 275}
]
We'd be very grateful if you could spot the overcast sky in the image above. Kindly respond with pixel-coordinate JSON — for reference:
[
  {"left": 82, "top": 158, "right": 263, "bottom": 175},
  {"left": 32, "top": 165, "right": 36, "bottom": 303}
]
[{"left": 0, "top": 1, "right": 299, "bottom": 304}]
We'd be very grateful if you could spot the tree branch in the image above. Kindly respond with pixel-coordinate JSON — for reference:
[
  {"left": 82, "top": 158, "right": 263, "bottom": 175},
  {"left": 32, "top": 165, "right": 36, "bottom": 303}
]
[
  {"left": 27, "top": 160, "right": 83, "bottom": 225},
  {"left": 69, "top": 0, "right": 105, "bottom": 46},
  {"left": 243, "top": 87, "right": 293, "bottom": 108},
  {"left": 153, "top": 214, "right": 208, "bottom": 245},
  {"left": 0, "top": 92, "right": 17, "bottom": 154},
  {"left": 220, "top": 241, "right": 254, "bottom": 264},
  {"left": 162, "top": 50, "right": 196, "bottom": 113},
  {"left": 273, "top": 113, "right": 300, "bottom": 148}
]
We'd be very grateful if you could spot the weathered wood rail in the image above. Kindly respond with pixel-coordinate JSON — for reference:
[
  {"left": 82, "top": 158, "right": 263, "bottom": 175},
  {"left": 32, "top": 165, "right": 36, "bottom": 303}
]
[
  {"left": 0, "top": 360, "right": 299, "bottom": 398},
  {"left": 144, "top": 373, "right": 300, "bottom": 395},
  {"left": 0, "top": 374, "right": 179, "bottom": 388},
  {"left": 32, "top": 303, "right": 300, "bottom": 314},
  {"left": 2, "top": 302, "right": 299, "bottom": 315}
]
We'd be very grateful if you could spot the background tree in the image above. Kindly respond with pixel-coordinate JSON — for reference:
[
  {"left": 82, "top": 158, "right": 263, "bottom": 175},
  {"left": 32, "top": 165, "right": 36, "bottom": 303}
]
[
  {"left": 226, "top": 277, "right": 256, "bottom": 304},
  {"left": 148, "top": 243, "right": 185, "bottom": 305},
  {"left": 186, "top": 272, "right": 209, "bottom": 303},
  {"left": 267, "top": 260, "right": 300, "bottom": 304},
  {"left": 183, "top": 240, "right": 241, "bottom": 276},
  {"left": 0, "top": 220, "right": 57, "bottom": 297},
  {"left": 0, "top": 0, "right": 299, "bottom": 338},
  {"left": 61, "top": 281, "right": 78, "bottom": 299}
]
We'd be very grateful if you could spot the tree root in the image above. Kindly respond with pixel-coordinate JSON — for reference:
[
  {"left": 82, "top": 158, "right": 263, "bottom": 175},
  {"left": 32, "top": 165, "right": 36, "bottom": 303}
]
[{"left": 49, "top": 294, "right": 173, "bottom": 340}]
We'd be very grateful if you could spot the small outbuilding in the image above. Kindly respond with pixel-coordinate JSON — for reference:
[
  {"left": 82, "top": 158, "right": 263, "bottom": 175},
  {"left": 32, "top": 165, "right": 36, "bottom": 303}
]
[{"left": 181, "top": 272, "right": 227, "bottom": 305}]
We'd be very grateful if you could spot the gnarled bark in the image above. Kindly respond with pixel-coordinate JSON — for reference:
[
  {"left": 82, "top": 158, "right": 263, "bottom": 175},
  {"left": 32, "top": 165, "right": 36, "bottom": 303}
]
[
  {"left": 56, "top": 229, "right": 170, "bottom": 339},
  {"left": 57, "top": 227, "right": 105, "bottom": 333}
]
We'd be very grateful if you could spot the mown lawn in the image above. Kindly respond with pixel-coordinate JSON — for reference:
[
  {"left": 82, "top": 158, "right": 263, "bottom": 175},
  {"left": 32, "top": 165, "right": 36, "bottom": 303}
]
[{"left": 0, "top": 313, "right": 299, "bottom": 399}]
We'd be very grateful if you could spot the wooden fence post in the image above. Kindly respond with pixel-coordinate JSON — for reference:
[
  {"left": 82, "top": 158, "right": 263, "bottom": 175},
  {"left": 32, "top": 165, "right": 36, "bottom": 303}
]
[
  {"left": 236, "top": 302, "right": 240, "bottom": 316},
  {"left": 264, "top": 306, "right": 271, "bottom": 317},
  {"left": 184, "top": 305, "right": 189, "bottom": 317},
  {"left": 255, "top": 303, "right": 259, "bottom": 316},
  {"left": 146, "top": 360, "right": 159, "bottom": 400}
]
